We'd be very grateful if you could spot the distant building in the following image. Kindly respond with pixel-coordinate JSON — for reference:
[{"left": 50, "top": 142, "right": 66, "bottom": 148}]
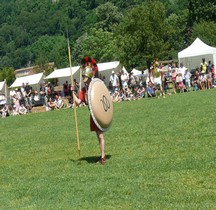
[
  {"left": 15, "top": 62, "right": 55, "bottom": 78},
  {"left": 15, "top": 66, "right": 35, "bottom": 78}
]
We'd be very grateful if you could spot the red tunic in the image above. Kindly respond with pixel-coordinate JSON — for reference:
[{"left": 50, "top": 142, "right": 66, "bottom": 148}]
[{"left": 78, "top": 87, "right": 99, "bottom": 132}]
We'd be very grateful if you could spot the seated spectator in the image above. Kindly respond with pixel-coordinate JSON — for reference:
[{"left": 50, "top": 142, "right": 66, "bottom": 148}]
[
  {"left": 33, "top": 91, "right": 40, "bottom": 101},
  {"left": 213, "top": 72, "right": 216, "bottom": 87},
  {"left": 176, "top": 73, "right": 184, "bottom": 93},
  {"left": 124, "top": 87, "right": 133, "bottom": 100},
  {"left": 192, "top": 69, "right": 202, "bottom": 90},
  {"left": 137, "top": 86, "right": 146, "bottom": 98},
  {"left": 112, "top": 88, "right": 122, "bottom": 102},
  {"left": 54, "top": 95, "right": 63, "bottom": 109},
  {"left": 47, "top": 97, "right": 59, "bottom": 111},
  {"left": 147, "top": 82, "right": 156, "bottom": 98},
  {"left": 206, "top": 71, "right": 213, "bottom": 89},
  {"left": 0, "top": 104, "right": 9, "bottom": 118},
  {"left": 200, "top": 73, "right": 207, "bottom": 89},
  {"left": 19, "top": 104, "right": 27, "bottom": 115}
]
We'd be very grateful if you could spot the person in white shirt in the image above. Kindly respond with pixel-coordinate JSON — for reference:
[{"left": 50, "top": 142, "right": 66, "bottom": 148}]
[
  {"left": 178, "top": 63, "right": 187, "bottom": 85},
  {"left": 109, "top": 70, "right": 119, "bottom": 93},
  {"left": 184, "top": 69, "right": 192, "bottom": 91},
  {"left": 120, "top": 70, "right": 129, "bottom": 90},
  {"left": 0, "top": 91, "right": 7, "bottom": 106},
  {"left": 9, "top": 88, "right": 16, "bottom": 104},
  {"left": 33, "top": 91, "right": 40, "bottom": 101},
  {"left": 54, "top": 95, "right": 63, "bottom": 109}
]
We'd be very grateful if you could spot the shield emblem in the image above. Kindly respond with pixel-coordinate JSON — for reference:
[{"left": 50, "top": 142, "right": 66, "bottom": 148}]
[{"left": 88, "top": 78, "right": 113, "bottom": 132}]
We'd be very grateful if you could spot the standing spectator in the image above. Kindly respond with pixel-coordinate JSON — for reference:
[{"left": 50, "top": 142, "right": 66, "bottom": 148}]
[
  {"left": 178, "top": 63, "right": 187, "bottom": 85},
  {"left": 184, "top": 69, "right": 192, "bottom": 92},
  {"left": 128, "top": 72, "right": 136, "bottom": 91},
  {"left": 20, "top": 83, "right": 26, "bottom": 99},
  {"left": 15, "top": 88, "right": 22, "bottom": 103},
  {"left": 109, "top": 70, "right": 119, "bottom": 93},
  {"left": 25, "top": 82, "right": 32, "bottom": 112},
  {"left": 207, "top": 60, "right": 212, "bottom": 73},
  {"left": 153, "top": 64, "right": 168, "bottom": 98},
  {"left": 176, "top": 73, "right": 184, "bottom": 93},
  {"left": 171, "top": 68, "right": 177, "bottom": 94},
  {"left": 200, "top": 58, "right": 208, "bottom": 74},
  {"left": 73, "top": 79, "right": 79, "bottom": 95},
  {"left": 39, "top": 82, "right": 46, "bottom": 101},
  {"left": 63, "top": 81, "right": 69, "bottom": 97},
  {"left": 9, "top": 88, "right": 16, "bottom": 105},
  {"left": 120, "top": 70, "right": 129, "bottom": 91},
  {"left": 13, "top": 94, "right": 20, "bottom": 115}
]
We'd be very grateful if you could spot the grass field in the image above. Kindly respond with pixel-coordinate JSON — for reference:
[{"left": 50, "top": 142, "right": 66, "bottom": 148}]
[{"left": 1, "top": 89, "right": 216, "bottom": 209}]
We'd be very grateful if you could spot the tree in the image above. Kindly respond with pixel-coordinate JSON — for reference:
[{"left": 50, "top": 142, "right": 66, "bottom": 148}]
[
  {"left": 29, "top": 35, "right": 68, "bottom": 69},
  {"left": 73, "top": 28, "right": 118, "bottom": 64},
  {"left": 95, "top": 2, "right": 123, "bottom": 32},
  {"left": 190, "top": 21, "right": 216, "bottom": 47},
  {"left": 0, "top": 67, "right": 15, "bottom": 86},
  {"left": 115, "top": 1, "right": 171, "bottom": 69}
]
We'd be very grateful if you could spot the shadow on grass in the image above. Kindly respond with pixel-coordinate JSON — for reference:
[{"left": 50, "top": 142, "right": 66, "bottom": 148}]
[{"left": 70, "top": 154, "right": 111, "bottom": 164}]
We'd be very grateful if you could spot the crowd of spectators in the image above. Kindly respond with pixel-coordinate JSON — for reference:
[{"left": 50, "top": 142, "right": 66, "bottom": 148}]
[
  {"left": 0, "top": 58, "right": 215, "bottom": 118},
  {"left": 108, "top": 58, "right": 215, "bottom": 102},
  {"left": 0, "top": 81, "right": 72, "bottom": 118}
]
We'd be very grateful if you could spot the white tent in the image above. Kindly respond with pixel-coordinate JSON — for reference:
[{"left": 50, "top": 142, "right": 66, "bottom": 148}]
[
  {"left": 10, "top": 73, "right": 44, "bottom": 91},
  {"left": 131, "top": 68, "right": 142, "bottom": 76},
  {"left": 122, "top": 66, "right": 129, "bottom": 75},
  {"left": 45, "top": 61, "right": 121, "bottom": 87},
  {"left": 0, "top": 80, "right": 9, "bottom": 98},
  {"left": 178, "top": 37, "right": 216, "bottom": 70},
  {"left": 98, "top": 61, "right": 121, "bottom": 86},
  {"left": 45, "top": 66, "right": 81, "bottom": 86}
]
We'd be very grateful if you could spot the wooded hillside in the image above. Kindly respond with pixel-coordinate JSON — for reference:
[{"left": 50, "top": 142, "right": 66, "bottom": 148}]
[{"left": 0, "top": 0, "right": 216, "bottom": 74}]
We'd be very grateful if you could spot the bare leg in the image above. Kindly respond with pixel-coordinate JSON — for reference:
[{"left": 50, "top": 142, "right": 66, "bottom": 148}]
[{"left": 96, "top": 130, "right": 105, "bottom": 158}]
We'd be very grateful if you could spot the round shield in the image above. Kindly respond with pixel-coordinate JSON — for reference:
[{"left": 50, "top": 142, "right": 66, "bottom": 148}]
[{"left": 88, "top": 78, "right": 113, "bottom": 132}]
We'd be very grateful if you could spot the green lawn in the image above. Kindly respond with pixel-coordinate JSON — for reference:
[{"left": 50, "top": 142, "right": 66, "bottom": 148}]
[{"left": 1, "top": 89, "right": 216, "bottom": 209}]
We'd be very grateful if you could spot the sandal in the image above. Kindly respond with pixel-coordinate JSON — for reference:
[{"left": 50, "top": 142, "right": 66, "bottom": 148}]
[{"left": 96, "top": 156, "right": 106, "bottom": 165}]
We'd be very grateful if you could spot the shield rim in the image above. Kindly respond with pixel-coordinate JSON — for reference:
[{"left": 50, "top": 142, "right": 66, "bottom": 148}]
[{"left": 88, "top": 78, "right": 113, "bottom": 132}]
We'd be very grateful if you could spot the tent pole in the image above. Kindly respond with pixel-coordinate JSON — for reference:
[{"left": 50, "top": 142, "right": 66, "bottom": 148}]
[{"left": 4, "top": 79, "right": 8, "bottom": 103}]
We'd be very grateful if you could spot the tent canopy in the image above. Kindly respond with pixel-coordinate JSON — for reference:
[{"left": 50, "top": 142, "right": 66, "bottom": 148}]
[
  {"left": 131, "top": 68, "right": 142, "bottom": 76},
  {"left": 45, "top": 61, "right": 121, "bottom": 86},
  {"left": 45, "top": 66, "right": 80, "bottom": 79},
  {"left": 178, "top": 38, "right": 216, "bottom": 70},
  {"left": 0, "top": 81, "right": 5, "bottom": 92},
  {"left": 10, "top": 73, "right": 44, "bottom": 90}
]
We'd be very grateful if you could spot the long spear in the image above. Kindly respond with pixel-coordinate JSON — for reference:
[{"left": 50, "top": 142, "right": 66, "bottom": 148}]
[{"left": 67, "top": 36, "right": 81, "bottom": 156}]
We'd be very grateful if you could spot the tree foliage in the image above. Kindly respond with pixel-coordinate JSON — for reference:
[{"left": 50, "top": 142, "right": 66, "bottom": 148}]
[
  {"left": 115, "top": 1, "right": 172, "bottom": 68},
  {"left": 0, "top": 0, "right": 216, "bottom": 72}
]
